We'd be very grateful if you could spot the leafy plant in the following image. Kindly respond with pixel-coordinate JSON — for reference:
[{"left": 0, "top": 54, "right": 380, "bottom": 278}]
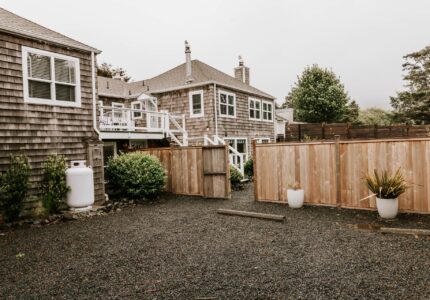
[
  {"left": 106, "top": 152, "right": 166, "bottom": 199},
  {"left": 40, "top": 155, "right": 70, "bottom": 214},
  {"left": 0, "top": 154, "right": 30, "bottom": 222},
  {"left": 364, "top": 168, "right": 407, "bottom": 199},
  {"left": 230, "top": 166, "right": 243, "bottom": 190},
  {"left": 244, "top": 159, "right": 253, "bottom": 179},
  {"left": 287, "top": 181, "right": 301, "bottom": 190}
]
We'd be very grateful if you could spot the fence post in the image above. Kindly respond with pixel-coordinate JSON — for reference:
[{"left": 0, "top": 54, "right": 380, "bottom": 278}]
[
  {"left": 347, "top": 123, "right": 351, "bottom": 139},
  {"left": 334, "top": 135, "right": 341, "bottom": 207},
  {"left": 374, "top": 124, "right": 378, "bottom": 139},
  {"left": 321, "top": 123, "right": 326, "bottom": 140},
  {"left": 252, "top": 139, "right": 258, "bottom": 201},
  {"left": 298, "top": 124, "right": 302, "bottom": 141}
]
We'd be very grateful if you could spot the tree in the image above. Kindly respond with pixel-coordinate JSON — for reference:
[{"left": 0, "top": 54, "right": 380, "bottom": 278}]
[
  {"left": 357, "top": 108, "right": 393, "bottom": 125},
  {"left": 97, "top": 62, "right": 131, "bottom": 82},
  {"left": 284, "top": 65, "right": 356, "bottom": 123},
  {"left": 390, "top": 46, "right": 430, "bottom": 124}
]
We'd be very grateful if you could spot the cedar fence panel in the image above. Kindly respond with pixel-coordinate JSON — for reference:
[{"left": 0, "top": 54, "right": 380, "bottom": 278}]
[
  {"left": 254, "top": 138, "right": 430, "bottom": 214},
  {"left": 137, "top": 145, "right": 230, "bottom": 199}
]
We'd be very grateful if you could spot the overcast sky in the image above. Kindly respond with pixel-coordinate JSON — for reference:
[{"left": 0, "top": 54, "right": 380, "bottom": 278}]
[{"left": 2, "top": 0, "right": 429, "bottom": 108}]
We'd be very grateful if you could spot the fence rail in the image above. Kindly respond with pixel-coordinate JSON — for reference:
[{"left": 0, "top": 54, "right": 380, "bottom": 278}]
[
  {"left": 278, "top": 123, "right": 430, "bottom": 142},
  {"left": 253, "top": 137, "right": 430, "bottom": 214}
]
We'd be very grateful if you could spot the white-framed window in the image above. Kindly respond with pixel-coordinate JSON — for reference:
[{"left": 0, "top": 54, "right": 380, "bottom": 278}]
[
  {"left": 131, "top": 101, "right": 143, "bottom": 120},
  {"left": 219, "top": 90, "right": 236, "bottom": 118},
  {"left": 224, "top": 137, "right": 248, "bottom": 165},
  {"left": 112, "top": 102, "right": 124, "bottom": 120},
  {"left": 189, "top": 90, "right": 204, "bottom": 117},
  {"left": 262, "top": 101, "right": 273, "bottom": 121},
  {"left": 22, "top": 46, "right": 81, "bottom": 107},
  {"left": 255, "top": 137, "right": 271, "bottom": 144},
  {"left": 249, "top": 98, "right": 261, "bottom": 120}
]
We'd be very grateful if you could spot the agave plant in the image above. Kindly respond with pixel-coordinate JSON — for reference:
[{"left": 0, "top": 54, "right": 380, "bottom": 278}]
[{"left": 364, "top": 168, "right": 407, "bottom": 199}]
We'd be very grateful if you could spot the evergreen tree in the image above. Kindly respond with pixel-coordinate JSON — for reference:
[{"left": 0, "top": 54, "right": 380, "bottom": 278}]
[{"left": 97, "top": 62, "right": 131, "bottom": 82}]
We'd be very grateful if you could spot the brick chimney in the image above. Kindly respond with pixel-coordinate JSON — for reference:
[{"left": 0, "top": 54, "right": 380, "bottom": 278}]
[
  {"left": 234, "top": 55, "right": 250, "bottom": 85},
  {"left": 185, "top": 40, "right": 193, "bottom": 84}
]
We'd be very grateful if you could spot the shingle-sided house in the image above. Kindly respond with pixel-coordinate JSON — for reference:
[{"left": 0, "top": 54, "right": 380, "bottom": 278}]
[
  {"left": 97, "top": 42, "right": 276, "bottom": 172},
  {"left": 0, "top": 7, "right": 105, "bottom": 205}
]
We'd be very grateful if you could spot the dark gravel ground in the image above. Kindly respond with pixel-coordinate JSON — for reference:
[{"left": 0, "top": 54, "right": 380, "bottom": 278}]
[{"left": 1, "top": 185, "right": 430, "bottom": 300}]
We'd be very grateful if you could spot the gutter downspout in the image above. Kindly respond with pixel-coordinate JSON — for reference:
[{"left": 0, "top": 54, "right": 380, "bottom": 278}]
[
  {"left": 213, "top": 83, "right": 218, "bottom": 137},
  {"left": 91, "top": 51, "right": 101, "bottom": 140}
]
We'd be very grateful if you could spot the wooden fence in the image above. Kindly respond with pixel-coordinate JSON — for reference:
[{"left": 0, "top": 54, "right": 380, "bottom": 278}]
[
  {"left": 253, "top": 138, "right": 430, "bottom": 214},
  {"left": 137, "top": 145, "right": 231, "bottom": 199},
  {"left": 278, "top": 123, "right": 430, "bottom": 142}
]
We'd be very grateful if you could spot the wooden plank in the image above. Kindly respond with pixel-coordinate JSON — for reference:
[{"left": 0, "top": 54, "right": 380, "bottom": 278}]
[
  {"left": 217, "top": 209, "right": 285, "bottom": 221},
  {"left": 380, "top": 227, "right": 430, "bottom": 236}
]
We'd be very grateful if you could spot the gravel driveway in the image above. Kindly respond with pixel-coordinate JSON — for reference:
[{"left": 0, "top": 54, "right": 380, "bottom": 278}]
[{"left": 1, "top": 185, "right": 430, "bottom": 299}]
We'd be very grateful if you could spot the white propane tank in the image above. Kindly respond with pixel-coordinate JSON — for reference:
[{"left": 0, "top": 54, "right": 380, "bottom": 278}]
[{"left": 66, "top": 160, "right": 94, "bottom": 211}]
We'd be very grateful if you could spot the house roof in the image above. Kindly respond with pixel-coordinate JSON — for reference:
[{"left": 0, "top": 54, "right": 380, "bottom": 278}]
[
  {"left": 0, "top": 7, "right": 101, "bottom": 53},
  {"left": 98, "top": 59, "right": 275, "bottom": 99}
]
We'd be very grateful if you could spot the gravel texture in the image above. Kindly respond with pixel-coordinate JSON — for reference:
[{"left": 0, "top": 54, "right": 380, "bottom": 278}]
[{"left": 1, "top": 185, "right": 430, "bottom": 299}]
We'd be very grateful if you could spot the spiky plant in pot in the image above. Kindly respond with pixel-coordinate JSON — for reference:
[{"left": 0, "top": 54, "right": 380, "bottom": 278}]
[{"left": 364, "top": 168, "right": 408, "bottom": 219}]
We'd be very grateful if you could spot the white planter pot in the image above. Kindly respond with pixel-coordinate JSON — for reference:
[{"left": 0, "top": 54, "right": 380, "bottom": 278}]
[
  {"left": 376, "top": 197, "right": 398, "bottom": 219},
  {"left": 287, "top": 189, "right": 304, "bottom": 208}
]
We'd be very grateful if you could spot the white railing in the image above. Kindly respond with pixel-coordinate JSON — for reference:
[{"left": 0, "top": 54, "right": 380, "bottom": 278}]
[
  {"left": 213, "top": 135, "right": 245, "bottom": 175},
  {"left": 98, "top": 106, "right": 188, "bottom": 146}
]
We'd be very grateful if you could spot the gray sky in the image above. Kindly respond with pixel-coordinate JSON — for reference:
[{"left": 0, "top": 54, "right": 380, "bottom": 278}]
[{"left": 2, "top": 0, "right": 430, "bottom": 108}]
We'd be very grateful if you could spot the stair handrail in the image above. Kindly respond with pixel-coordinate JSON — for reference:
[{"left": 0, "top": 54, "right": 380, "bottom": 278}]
[{"left": 212, "top": 135, "right": 245, "bottom": 175}]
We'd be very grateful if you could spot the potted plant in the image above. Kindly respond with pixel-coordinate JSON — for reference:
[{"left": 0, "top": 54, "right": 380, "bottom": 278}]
[
  {"left": 287, "top": 181, "right": 304, "bottom": 208},
  {"left": 364, "top": 168, "right": 407, "bottom": 219}
]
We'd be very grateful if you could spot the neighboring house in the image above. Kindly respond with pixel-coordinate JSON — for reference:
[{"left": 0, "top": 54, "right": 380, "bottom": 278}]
[
  {"left": 97, "top": 42, "right": 276, "bottom": 172},
  {"left": 275, "top": 108, "right": 295, "bottom": 139},
  {"left": 0, "top": 8, "right": 105, "bottom": 204}
]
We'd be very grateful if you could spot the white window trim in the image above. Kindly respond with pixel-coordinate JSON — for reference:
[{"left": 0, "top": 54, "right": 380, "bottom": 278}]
[
  {"left": 262, "top": 100, "right": 274, "bottom": 122},
  {"left": 103, "top": 142, "right": 117, "bottom": 157},
  {"left": 189, "top": 90, "right": 204, "bottom": 118},
  {"left": 131, "top": 101, "right": 143, "bottom": 120},
  {"left": 248, "top": 97, "right": 262, "bottom": 121},
  {"left": 255, "top": 137, "right": 271, "bottom": 144},
  {"left": 112, "top": 102, "right": 125, "bottom": 119},
  {"left": 22, "top": 46, "right": 81, "bottom": 107},
  {"left": 218, "top": 90, "right": 236, "bottom": 118}
]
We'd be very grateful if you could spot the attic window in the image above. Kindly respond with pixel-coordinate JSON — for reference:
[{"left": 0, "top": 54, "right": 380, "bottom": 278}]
[{"left": 22, "top": 46, "right": 81, "bottom": 107}]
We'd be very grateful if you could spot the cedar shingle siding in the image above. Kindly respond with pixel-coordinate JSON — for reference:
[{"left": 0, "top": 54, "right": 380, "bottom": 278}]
[{"left": 0, "top": 31, "right": 104, "bottom": 212}]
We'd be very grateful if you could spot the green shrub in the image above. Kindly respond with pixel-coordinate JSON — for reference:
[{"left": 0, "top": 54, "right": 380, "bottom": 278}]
[
  {"left": 106, "top": 152, "right": 166, "bottom": 199},
  {"left": 230, "top": 166, "right": 244, "bottom": 190},
  {"left": 0, "top": 154, "right": 30, "bottom": 222},
  {"left": 40, "top": 155, "right": 70, "bottom": 214},
  {"left": 244, "top": 159, "right": 253, "bottom": 179}
]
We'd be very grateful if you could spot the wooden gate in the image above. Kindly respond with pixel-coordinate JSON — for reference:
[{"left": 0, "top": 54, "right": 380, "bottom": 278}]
[{"left": 136, "top": 145, "right": 230, "bottom": 199}]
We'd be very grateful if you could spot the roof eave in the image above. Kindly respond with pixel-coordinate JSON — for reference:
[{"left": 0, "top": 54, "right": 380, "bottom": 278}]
[
  {"left": 0, "top": 27, "right": 102, "bottom": 54},
  {"left": 149, "top": 80, "right": 275, "bottom": 100}
]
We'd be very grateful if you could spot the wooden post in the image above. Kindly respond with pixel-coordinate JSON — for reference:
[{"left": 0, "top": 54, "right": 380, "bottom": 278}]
[
  {"left": 252, "top": 140, "right": 258, "bottom": 201},
  {"left": 347, "top": 123, "right": 351, "bottom": 139},
  {"left": 321, "top": 123, "right": 326, "bottom": 140},
  {"left": 334, "top": 135, "right": 341, "bottom": 207},
  {"left": 298, "top": 124, "right": 302, "bottom": 141},
  {"left": 374, "top": 124, "right": 378, "bottom": 139}
]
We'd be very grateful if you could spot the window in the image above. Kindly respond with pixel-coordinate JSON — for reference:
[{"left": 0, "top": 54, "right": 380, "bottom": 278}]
[
  {"left": 112, "top": 102, "right": 124, "bottom": 120},
  {"left": 255, "top": 138, "right": 270, "bottom": 144},
  {"left": 131, "top": 101, "right": 143, "bottom": 119},
  {"left": 262, "top": 101, "right": 273, "bottom": 121},
  {"left": 22, "top": 47, "right": 81, "bottom": 107},
  {"left": 103, "top": 142, "right": 117, "bottom": 166},
  {"left": 224, "top": 137, "right": 248, "bottom": 165},
  {"left": 189, "top": 90, "right": 204, "bottom": 117},
  {"left": 249, "top": 98, "right": 261, "bottom": 120},
  {"left": 219, "top": 91, "right": 236, "bottom": 117}
]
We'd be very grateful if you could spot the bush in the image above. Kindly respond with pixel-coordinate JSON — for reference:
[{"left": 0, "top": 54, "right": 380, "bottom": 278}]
[
  {"left": 230, "top": 166, "right": 243, "bottom": 190},
  {"left": 40, "top": 155, "right": 70, "bottom": 214},
  {"left": 244, "top": 159, "right": 253, "bottom": 179},
  {"left": 0, "top": 154, "right": 30, "bottom": 222},
  {"left": 106, "top": 152, "right": 166, "bottom": 199}
]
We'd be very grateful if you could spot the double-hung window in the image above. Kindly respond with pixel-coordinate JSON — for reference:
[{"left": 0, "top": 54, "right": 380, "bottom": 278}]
[
  {"left": 249, "top": 98, "right": 261, "bottom": 120},
  {"left": 262, "top": 101, "right": 273, "bottom": 121},
  {"left": 131, "top": 101, "right": 143, "bottom": 119},
  {"left": 189, "top": 90, "right": 204, "bottom": 117},
  {"left": 22, "top": 47, "right": 81, "bottom": 107},
  {"left": 219, "top": 91, "right": 236, "bottom": 117}
]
